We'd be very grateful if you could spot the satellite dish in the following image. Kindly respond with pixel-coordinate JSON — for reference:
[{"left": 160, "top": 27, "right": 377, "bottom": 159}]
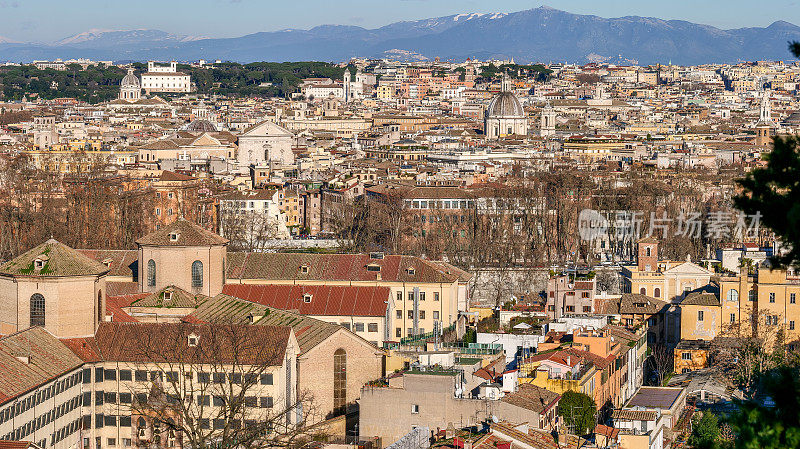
[{"left": 491, "top": 416, "right": 499, "bottom": 423}]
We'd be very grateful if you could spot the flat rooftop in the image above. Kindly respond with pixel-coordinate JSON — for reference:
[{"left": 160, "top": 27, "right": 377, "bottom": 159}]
[{"left": 626, "top": 386, "right": 684, "bottom": 409}]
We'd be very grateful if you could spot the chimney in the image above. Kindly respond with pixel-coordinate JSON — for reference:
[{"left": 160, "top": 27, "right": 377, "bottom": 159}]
[{"left": 15, "top": 356, "right": 31, "bottom": 364}]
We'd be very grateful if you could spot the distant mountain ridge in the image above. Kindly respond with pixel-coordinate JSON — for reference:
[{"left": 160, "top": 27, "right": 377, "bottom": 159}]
[{"left": 1, "top": 7, "right": 799, "bottom": 65}]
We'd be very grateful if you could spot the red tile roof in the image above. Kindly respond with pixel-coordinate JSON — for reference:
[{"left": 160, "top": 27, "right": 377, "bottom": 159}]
[
  {"left": 93, "top": 322, "right": 291, "bottom": 366},
  {"left": 222, "top": 284, "right": 391, "bottom": 317},
  {"left": 226, "top": 252, "right": 467, "bottom": 284}
]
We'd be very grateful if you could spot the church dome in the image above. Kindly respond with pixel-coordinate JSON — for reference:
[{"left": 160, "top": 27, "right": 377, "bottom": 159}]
[
  {"left": 185, "top": 119, "right": 218, "bottom": 132},
  {"left": 121, "top": 69, "right": 140, "bottom": 88},
  {"left": 487, "top": 91, "right": 524, "bottom": 118}
]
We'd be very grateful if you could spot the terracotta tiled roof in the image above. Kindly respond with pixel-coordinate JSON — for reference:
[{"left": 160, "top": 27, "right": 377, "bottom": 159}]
[
  {"left": 501, "top": 384, "right": 560, "bottom": 415},
  {"left": 221, "top": 284, "right": 390, "bottom": 317},
  {"left": 60, "top": 337, "right": 102, "bottom": 363},
  {"left": 78, "top": 250, "right": 138, "bottom": 278},
  {"left": 188, "top": 294, "right": 355, "bottom": 353},
  {"left": 615, "top": 293, "right": 667, "bottom": 315},
  {"left": 106, "top": 281, "right": 141, "bottom": 297},
  {"left": 612, "top": 409, "right": 658, "bottom": 422},
  {"left": 0, "top": 328, "right": 84, "bottom": 405},
  {"left": 681, "top": 292, "right": 720, "bottom": 307},
  {"left": 0, "top": 441, "right": 35, "bottom": 449},
  {"left": 159, "top": 170, "right": 195, "bottom": 181},
  {"left": 0, "top": 239, "right": 109, "bottom": 277},
  {"left": 136, "top": 218, "right": 228, "bottom": 246},
  {"left": 93, "top": 322, "right": 290, "bottom": 366},
  {"left": 130, "top": 285, "right": 210, "bottom": 308},
  {"left": 225, "top": 252, "right": 466, "bottom": 284},
  {"left": 489, "top": 422, "right": 558, "bottom": 449}
]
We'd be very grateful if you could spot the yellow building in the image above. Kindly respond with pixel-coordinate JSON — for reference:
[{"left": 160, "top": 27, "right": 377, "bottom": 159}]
[
  {"left": 621, "top": 238, "right": 713, "bottom": 302},
  {"left": 718, "top": 265, "right": 800, "bottom": 346},
  {"left": 679, "top": 292, "right": 722, "bottom": 341}
]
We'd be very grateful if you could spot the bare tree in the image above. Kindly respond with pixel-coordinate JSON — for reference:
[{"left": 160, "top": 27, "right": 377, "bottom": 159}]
[
  {"left": 124, "top": 322, "right": 320, "bottom": 449},
  {"left": 648, "top": 344, "right": 672, "bottom": 386},
  {"left": 220, "top": 208, "right": 288, "bottom": 252}
]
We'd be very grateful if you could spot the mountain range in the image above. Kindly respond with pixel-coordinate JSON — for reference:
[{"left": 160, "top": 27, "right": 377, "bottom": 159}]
[{"left": 1, "top": 6, "right": 799, "bottom": 65}]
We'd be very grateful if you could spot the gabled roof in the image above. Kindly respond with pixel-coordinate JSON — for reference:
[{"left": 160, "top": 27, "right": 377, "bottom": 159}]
[
  {"left": 78, "top": 249, "right": 138, "bottom": 278},
  {"left": 500, "top": 384, "right": 560, "bottom": 415},
  {"left": 221, "top": 284, "right": 390, "bottom": 317},
  {"left": 187, "top": 294, "right": 376, "bottom": 354},
  {"left": 93, "top": 322, "right": 290, "bottom": 365},
  {"left": 129, "top": 285, "right": 209, "bottom": 309},
  {"left": 606, "top": 293, "right": 668, "bottom": 315},
  {"left": 0, "top": 327, "right": 84, "bottom": 405},
  {"left": 136, "top": 218, "right": 228, "bottom": 247},
  {"left": 0, "top": 239, "right": 109, "bottom": 277},
  {"left": 225, "top": 252, "right": 467, "bottom": 284},
  {"left": 680, "top": 292, "right": 720, "bottom": 307}
]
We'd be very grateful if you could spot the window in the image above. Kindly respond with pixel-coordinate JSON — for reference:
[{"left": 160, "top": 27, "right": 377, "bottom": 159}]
[
  {"left": 654, "top": 288, "right": 661, "bottom": 298},
  {"left": 770, "top": 293, "right": 776, "bottom": 303},
  {"left": 396, "top": 328, "right": 402, "bottom": 338},
  {"left": 261, "top": 397, "right": 274, "bottom": 408},
  {"left": 408, "top": 311, "right": 414, "bottom": 319},
  {"left": 147, "top": 260, "right": 156, "bottom": 287},
  {"left": 396, "top": 310, "right": 402, "bottom": 319},
  {"left": 792, "top": 293, "right": 797, "bottom": 304},
  {"left": 433, "top": 311, "right": 439, "bottom": 320},
  {"left": 30, "top": 294, "right": 45, "bottom": 327},
  {"left": 188, "top": 260, "right": 204, "bottom": 288},
  {"left": 698, "top": 310, "right": 704, "bottom": 321},
  {"left": 260, "top": 373, "right": 273, "bottom": 385},
  {"left": 730, "top": 313, "right": 736, "bottom": 324},
  {"left": 640, "top": 287, "right": 646, "bottom": 295},
  {"left": 368, "top": 323, "right": 378, "bottom": 332},
  {"left": 135, "top": 370, "right": 148, "bottom": 382},
  {"left": 98, "top": 290, "right": 103, "bottom": 323},
  {"left": 420, "top": 311, "right": 426, "bottom": 319},
  {"left": 411, "top": 404, "right": 420, "bottom": 414},
  {"left": 212, "top": 373, "right": 225, "bottom": 384},
  {"left": 583, "top": 306, "right": 592, "bottom": 313},
  {"left": 333, "top": 349, "right": 347, "bottom": 414},
  {"left": 682, "top": 352, "right": 691, "bottom": 360},
  {"left": 419, "top": 292, "right": 425, "bottom": 301},
  {"left": 434, "top": 292, "right": 439, "bottom": 301},
  {"left": 727, "top": 289, "right": 739, "bottom": 302},
  {"left": 791, "top": 321, "right": 796, "bottom": 331},
  {"left": 645, "top": 247, "right": 651, "bottom": 257},
  {"left": 408, "top": 292, "right": 414, "bottom": 301}
]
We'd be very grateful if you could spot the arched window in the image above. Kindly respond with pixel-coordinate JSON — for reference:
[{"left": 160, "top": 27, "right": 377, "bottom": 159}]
[
  {"left": 97, "top": 290, "right": 103, "bottom": 323},
  {"left": 137, "top": 417, "right": 147, "bottom": 439},
  {"left": 727, "top": 289, "right": 739, "bottom": 302},
  {"left": 30, "top": 294, "right": 45, "bottom": 327},
  {"left": 147, "top": 259, "right": 156, "bottom": 287},
  {"left": 333, "top": 349, "right": 347, "bottom": 414},
  {"left": 639, "top": 287, "right": 647, "bottom": 295},
  {"left": 654, "top": 288, "right": 661, "bottom": 298},
  {"left": 645, "top": 247, "right": 652, "bottom": 257},
  {"left": 191, "top": 260, "right": 203, "bottom": 288}
]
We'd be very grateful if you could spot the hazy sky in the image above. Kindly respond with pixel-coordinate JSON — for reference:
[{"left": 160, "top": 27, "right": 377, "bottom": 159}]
[{"left": 1, "top": 0, "right": 799, "bottom": 43}]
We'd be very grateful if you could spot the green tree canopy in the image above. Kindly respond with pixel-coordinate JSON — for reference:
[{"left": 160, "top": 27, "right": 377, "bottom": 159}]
[
  {"left": 557, "top": 391, "right": 596, "bottom": 436},
  {"left": 689, "top": 412, "right": 722, "bottom": 449}
]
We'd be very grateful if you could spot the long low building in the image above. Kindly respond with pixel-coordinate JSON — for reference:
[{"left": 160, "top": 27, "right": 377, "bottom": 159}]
[{"left": 221, "top": 284, "right": 391, "bottom": 345}]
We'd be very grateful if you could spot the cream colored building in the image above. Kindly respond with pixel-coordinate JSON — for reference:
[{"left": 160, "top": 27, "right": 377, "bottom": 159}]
[
  {"left": 0, "top": 239, "right": 109, "bottom": 338},
  {"left": 136, "top": 219, "right": 228, "bottom": 297}
]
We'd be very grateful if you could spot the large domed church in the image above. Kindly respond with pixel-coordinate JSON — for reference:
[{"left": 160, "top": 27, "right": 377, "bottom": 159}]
[
  {"left": 119, "top": 68, "right": 141, "bottom": 101},
  {"left": 484, "top": 74, "right": 528, "bottom": 139}
]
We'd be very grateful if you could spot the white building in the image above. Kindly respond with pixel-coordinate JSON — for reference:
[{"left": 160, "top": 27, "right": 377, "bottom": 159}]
[
  {"left": 237, "top": 120, "right": 295, "bottom": 169},
  {"left": 140, "top": 61, "right": 191, "bottom": 94}
]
